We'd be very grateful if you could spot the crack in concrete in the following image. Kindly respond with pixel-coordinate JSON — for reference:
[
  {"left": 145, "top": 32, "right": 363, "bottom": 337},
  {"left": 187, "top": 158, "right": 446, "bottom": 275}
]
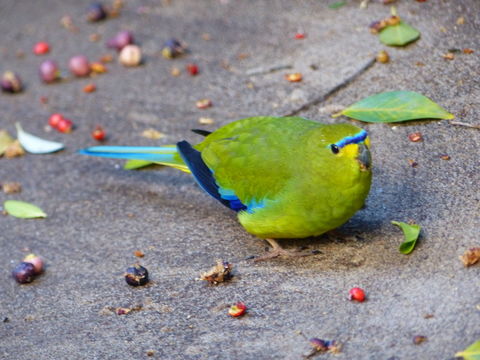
[{"left": 283, "top": 57, "right": 376, "bottom": 117}]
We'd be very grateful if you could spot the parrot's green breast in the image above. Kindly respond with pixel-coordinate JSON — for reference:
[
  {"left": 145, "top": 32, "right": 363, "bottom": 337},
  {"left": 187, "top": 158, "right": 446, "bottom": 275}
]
[{"left": 196, "top": 116, "right": 372, "bottom": 239}]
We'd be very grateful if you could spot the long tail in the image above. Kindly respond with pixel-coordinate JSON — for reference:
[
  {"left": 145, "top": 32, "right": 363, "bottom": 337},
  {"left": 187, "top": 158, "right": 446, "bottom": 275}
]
[{"left": 78, "top": 145, "right": 190, "bottom": 173}]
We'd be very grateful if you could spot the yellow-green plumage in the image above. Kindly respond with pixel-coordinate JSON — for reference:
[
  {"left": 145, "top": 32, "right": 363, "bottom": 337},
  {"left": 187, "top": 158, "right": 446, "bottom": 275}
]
[{"left": 80, "top": 116, "right": 372, "bottom": 240}]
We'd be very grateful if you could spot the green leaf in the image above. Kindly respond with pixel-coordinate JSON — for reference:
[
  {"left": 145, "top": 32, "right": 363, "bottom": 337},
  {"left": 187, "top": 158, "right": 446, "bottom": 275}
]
[
  {"left": 328, "top": 1, "right": 346, "bottom": 9},
  {"left": 4, "top": 200, "right": 47, "bottom": 219},
  {"left": 339, "top": 91, "right": 454, "bottom": 123},
  {"left": 456, "top": 340, "right": 480, "bottom": 360},
  {"left": 379, "top": 21, "right": 420, "bottom": 46},
  {"left": 391, "top": 221, "right": 421, "bottom": 254},
  {"left": 0, "top": 130, "right": 14, "bottom": 156},
  {"left": 124, "top": 160, "right": 155, "bottom": 170}
]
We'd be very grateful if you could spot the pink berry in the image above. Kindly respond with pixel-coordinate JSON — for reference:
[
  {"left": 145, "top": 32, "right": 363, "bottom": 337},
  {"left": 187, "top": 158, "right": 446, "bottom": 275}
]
[
  {"left": 39, "top": 60, "right": 60, "bottom": 83},
  {"left": 69, "top": 55, "right": 91, "bottom": 77},
  {"left": 349, "top": 287, "right": 366, "bottom": 302}
]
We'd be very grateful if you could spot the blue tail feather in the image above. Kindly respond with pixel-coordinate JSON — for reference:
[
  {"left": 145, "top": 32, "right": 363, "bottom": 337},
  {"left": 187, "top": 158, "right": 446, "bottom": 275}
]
[{"left": 78, "top": 146, "right": 176, "bottom": 162}]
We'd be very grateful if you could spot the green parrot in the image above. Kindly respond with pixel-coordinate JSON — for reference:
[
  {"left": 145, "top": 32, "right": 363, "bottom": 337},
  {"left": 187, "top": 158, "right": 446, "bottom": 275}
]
[{"left": 80, "top": 116, "right": 372, "bottom": 260}]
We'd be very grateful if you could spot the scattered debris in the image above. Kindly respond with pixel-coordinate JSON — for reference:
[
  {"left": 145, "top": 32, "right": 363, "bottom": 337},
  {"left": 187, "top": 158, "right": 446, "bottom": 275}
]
[
  {"left": 1, "top": 71, "right": 23, "bottom": 93},
  {"left": 449, "top": 121, "right": 480, "bottom": 130},
  {"left": 408, "top": 132, "right": 423, "bottom": 142},
  {"left": 23, "top": 253, "right": 44, "bottom": 275},
  {"left": 285, "top": 73, "right": 303, "bottom": 82},
  {"left": 348, "top": 287, "right": 366, "bottom": 302},
  {"left": 91, "top": 126, "right": 106, "bottom": 141},
  {"left": 83, "top": 83, "right": 97, "bottom": 93},
  {"left": 196, "top": 99, "right": 212, "bottom": 109},
  {"left": 198, "top": 117, "right": 214, "bottom": 125},
  {"left": 2, "top": 182, "right": 21, "bottom": 194},
  {"left": 141, "top": 128, "right": 164, "bottom": 140},
  {"left": 86, "top": 2, "right": 107, "bottom": 22},
  {"left": 4, "top": 140, "right": 25, "bottom": 158},
  {"left": 376, "top": 50, "right": 390, "bottom": 63},
  {"left": 440, "top": 154, "right": 451, "bottom": 160},
  {"left": 33, "top": 41, "right": 50, "bottom": 55},
  {"left": 228, "top": 302, "right": 247, "bottom": 317},
  {"left": 17, "top": 123, "right": 64, "bottom": 153},
  {"left": 107, "top": 30, "right": 134, "bottom": 52},
  {"left": 199, "top": 260, "right": 233, "bottom": 285},
  {"left": 133, "top": 250, "right": 144, "bottom": 258},
  {"left": 186, "top": 63, "right": 199, "bottom": 76},
  {"left": 119, "top": 45, "right": 142, "bottom": 66},
  {"left": 124, "top": 264, "right": 149, "bottom": 286},
  {"left": 69, "top": 55, "right": 91, "bottom": 77},
  {"left": 12, "top": 262, "right": 36, "bottom": 284},
  {"left": 161, "top": 39, "right": 186, "bottom": 59},
  {"left": 171, "top": 67, "right": 181, "bottom": 77},
  {"left": 459, "top": 248, "right": 480, "bottom": 267},
  {"left": 442, "top": 52, "right": 455, "bottom": 60},
  {"left": 413, "top": 335, "right": 427, "bottom": 345},
  {"left": 39, "top": 60, "right": 60, "bottom": 83},
  {"left": 304, "top": 338, "right": 342, "bottom": 358}
]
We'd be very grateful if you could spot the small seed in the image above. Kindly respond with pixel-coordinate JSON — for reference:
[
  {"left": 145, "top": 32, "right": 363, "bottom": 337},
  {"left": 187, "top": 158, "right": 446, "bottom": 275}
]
[
  {"left": 408, "top": 132, "right": 423, "bottom": 142},
  {"left": 413, "top": 335, "right": 427, "bottom": 345},
  {"left": 376, "top": 50, "right": 390, "bottom": 63},
  {"left": 83, "top": 83, "right": 96, "bottom": 93},
  {"left": 442, "top": 52, "right": 455, "bottom": 60},
  {"left": 285, "top": 73, "right": 302, "bottom": 82},
  {"left": 196, "top": 99, "right": 212, "bottom": 109}
]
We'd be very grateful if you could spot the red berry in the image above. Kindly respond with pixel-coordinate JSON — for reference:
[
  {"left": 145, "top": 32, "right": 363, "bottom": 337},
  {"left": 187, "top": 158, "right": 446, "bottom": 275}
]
[
  {"left": 69, "top": 55, "right": 91, "bottom": 77},
  {"left": 91, "top": 126, "right": 106, "bottom": 141},
  {"left": 228, "top": 302, "right": 247, "bottom": 317},
  {"left": 48, "top": 113, "right": 64, "bottom": 129},
  {"left": 33, "top": 41, "right": 50, "bottom": 55},
  {"left": 295, "top": 33, "right": 306, "bottom": 39},
  {"left": 349, "top": 287, "right": 366, "bottom": 302},
  {"left": 56, "top": 118, "right": 73, "bottom": 133},
  {"left": 186, "top": 63, "right": 199, "bottom": 76}
]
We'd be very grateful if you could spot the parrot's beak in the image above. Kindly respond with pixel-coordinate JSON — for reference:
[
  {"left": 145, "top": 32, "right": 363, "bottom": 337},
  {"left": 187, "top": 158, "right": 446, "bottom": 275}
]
[{"left": 357, "top": 143, "right": 371, "bottom": 171}]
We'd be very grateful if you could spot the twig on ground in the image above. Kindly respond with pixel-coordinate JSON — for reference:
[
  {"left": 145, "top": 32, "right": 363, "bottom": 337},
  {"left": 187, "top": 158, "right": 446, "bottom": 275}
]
[{"left": 449, "top": 121, "right": 480, "bottom": 129}]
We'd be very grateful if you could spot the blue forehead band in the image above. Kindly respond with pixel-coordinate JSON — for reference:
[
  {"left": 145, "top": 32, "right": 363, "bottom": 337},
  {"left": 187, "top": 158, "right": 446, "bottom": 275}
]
[{"left": 334, "top": 129, "right": 368, "bottom": 148}]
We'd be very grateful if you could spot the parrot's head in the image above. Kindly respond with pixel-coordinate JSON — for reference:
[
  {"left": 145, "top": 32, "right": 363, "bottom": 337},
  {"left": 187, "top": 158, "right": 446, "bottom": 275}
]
[{"left": 307, "top": 123, "right": 372, "bottom": 182}]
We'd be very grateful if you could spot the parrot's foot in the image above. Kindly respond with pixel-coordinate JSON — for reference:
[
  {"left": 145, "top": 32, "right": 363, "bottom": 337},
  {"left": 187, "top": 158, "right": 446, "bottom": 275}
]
[{"left": 253, "top": 238, "right": 312, "bottom": 262}]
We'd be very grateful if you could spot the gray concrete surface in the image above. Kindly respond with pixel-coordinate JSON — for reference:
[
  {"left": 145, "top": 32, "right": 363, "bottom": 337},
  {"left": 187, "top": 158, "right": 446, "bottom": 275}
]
[{"left": 1, "top": 0, "right": 479, "bottom": 359}]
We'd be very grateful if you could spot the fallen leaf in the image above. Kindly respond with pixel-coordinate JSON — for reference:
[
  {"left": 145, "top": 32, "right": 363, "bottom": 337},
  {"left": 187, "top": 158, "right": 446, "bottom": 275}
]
[
  {"left": 336, "top": 91, "right": 454, "bottom": 123},
  {"left": 379, "top": 21, "right": 420, "bottom": 46},
  {"left": 459, "top": 248, "right": 480, "bottom": 267},
  {"left": 0, "top": 130, "right": 14, "bottom": 156},
  {"left": 456, "top": 340, "right": 480, "bottom": 360},
  {"left": 391, "top": 221, "right": 421, "bottom": 254},
  {"left": 16, "top": 123, "right": 64, "bottom": 154},
  {"left": 328, "top": 1, "right": 346, "bottom": 9},
  {"left": 3, "top": 200, "right": 47, "bottom": 219},
  {"left": 4, "top": 140, "right": 25, "bottom": 158}
]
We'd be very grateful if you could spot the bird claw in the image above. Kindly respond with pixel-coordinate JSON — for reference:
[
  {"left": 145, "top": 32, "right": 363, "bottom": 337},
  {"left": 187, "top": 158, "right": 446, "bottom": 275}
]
[{"left": 252, "top": 238, "right": 313, "bottom": 262}]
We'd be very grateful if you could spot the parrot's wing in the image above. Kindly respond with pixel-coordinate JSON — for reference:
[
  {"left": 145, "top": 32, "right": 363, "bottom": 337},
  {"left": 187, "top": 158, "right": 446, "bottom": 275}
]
[
  {"left": 192, "top": 116, "right": 319, "bottom": 212},
  {"left": 176, "top": 140, "right": 244, "bottom": 211}
]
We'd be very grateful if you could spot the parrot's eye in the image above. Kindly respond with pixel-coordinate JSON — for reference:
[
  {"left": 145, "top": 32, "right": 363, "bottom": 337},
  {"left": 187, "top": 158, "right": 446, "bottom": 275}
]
[{"left": 330, "top": 144, "right": 340, "bottom": 154}]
